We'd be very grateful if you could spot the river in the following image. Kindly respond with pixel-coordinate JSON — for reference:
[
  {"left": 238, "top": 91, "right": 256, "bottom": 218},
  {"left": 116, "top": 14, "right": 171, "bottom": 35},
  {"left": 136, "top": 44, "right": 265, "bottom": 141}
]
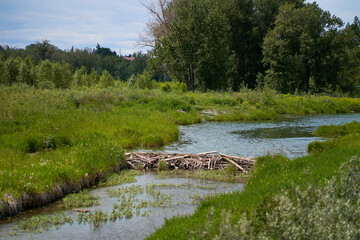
[{"left": 0, "top": 113, "right": 359, "bottom": 239}]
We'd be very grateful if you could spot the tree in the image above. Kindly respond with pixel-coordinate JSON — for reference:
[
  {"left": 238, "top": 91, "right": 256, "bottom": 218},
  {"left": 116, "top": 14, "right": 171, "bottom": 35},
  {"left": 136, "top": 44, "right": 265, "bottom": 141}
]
[
  {"left": 340, "top": 17, "right": 360, "bottom": 95},
  {"left": 147, "top": 0, "right": 231, "bottom": 91},
  {"left": 95, "top": 44, "right": 116, "bottom": 56},
  {"left": 17, "top": 56, "right": 36, "bottom": 85},
  {"left": 3, "top": 57, "right": 21, "bottom": 85},
  {"left": 100, "top": 70, "right": 114, "bottom": 88},
  {"left": 262, "top": 3, "right": 344, "bottom": 93},
  {"left": 52, "top": 62, "right": 72, "bottom": 88},
  {"left": 222, "top": 0, "right": 260, "bottom": 89},
  {"left": 25, "top": 40, "right": 59, "bottom": 63},
  {"left": 36, "top": 60, "right": 55, "bottom": 89},
  {"left": 72, "top": 66, "right": 89, "bottom": 87}
]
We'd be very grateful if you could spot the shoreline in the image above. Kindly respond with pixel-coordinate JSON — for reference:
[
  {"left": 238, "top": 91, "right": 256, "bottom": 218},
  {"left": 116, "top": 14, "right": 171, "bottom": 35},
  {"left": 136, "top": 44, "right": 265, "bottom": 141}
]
[{"left": 0, "top": 164, "right": 125, "bottom": 220}]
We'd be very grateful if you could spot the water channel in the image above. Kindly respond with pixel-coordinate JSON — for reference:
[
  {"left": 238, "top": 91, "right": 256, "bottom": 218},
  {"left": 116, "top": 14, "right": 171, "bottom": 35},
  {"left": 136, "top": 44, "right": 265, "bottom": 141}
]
[{"left": 0, "top": 113, "right": 359, "bottom": 239}]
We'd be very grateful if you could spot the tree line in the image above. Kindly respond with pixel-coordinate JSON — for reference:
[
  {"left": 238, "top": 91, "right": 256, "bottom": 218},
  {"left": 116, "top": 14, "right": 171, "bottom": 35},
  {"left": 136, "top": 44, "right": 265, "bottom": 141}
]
[
  {"left": 142, "top": 0, "right": 360, "bottom": 95},
  {"left": 0, "top": 41, "right": 148, "bottom": 87}
]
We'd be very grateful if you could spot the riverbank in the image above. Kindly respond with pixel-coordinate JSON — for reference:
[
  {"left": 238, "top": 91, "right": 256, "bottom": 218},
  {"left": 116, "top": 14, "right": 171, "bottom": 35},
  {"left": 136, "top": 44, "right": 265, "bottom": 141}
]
[
  {"left": 1, "top": 84, "right": 360, "bottom": 219},
  {"left": 147, "top": 121, "right": 360, "bottom": 239}
]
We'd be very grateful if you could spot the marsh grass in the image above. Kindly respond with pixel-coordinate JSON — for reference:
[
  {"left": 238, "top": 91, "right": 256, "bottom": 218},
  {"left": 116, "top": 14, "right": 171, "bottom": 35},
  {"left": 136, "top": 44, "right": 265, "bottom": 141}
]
[
  {"left": 1, "top": 84, "right": 359, "bottom": 217},
  {"left": 156, "top": 170, "right": 249, "bottom": 183},
  {"left": 97, "top": 170, "right": 141, "bottom": 187}
]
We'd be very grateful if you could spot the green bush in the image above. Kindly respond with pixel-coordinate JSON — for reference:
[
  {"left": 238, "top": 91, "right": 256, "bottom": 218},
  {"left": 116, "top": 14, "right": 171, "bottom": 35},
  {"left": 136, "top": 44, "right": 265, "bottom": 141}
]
[
  {"left": 192, "top": 156, "right": 360, "bottom": 239},
  {"left": 160, "top": 82, "right": 172, "bottom": 92}
]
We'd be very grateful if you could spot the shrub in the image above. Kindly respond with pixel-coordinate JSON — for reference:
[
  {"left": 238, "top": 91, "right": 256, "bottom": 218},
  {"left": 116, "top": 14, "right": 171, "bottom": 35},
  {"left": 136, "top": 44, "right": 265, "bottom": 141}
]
[
  {"left": 161, "top": 82, "right": 172, "bottom": 92},
  {"left": 192, "top": 156, "right": 360, "bottom": 239}
]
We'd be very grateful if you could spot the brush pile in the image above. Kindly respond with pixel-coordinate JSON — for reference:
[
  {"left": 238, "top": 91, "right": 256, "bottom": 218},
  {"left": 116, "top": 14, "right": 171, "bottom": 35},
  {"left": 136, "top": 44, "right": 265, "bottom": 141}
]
[{"left": 125, "top": 151, "right": 256, "bottom": 173}]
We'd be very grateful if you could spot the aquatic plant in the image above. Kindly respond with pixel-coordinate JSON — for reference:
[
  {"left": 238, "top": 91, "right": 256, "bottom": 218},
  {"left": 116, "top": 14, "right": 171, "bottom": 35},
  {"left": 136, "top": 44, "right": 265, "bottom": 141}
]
[
  {"left": 61, "top": 189, "right": 99, "bottom": 209},
  {"left": 77, "top": 210, "right": 108, "bottom": 227},
  {"left": 97, "top": 170, "right": 141, "bottom": 187},
  {"left": 19, "top": 214, "right": 74, "bottom": 233}
]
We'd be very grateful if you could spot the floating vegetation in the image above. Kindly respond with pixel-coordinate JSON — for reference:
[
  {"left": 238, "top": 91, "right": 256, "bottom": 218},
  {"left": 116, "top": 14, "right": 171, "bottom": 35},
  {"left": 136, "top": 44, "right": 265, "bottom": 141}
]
[
  {"left": 156, "top": 169, "right": 249, "bottom": 183},
  {"left": 5, "top": 173, "right": 241, "bottom": 237},
  {"left": 77, "top": 210, "right": 108, "bottom": 227},
  {"left": 18, "top": 214, "right": 74, "bottom": 233},
  {"left": 61, "top": 189, "right": 99, "bottom": 209},
  {"left": 107, "top": 185, "right": 144, "bottom": 198},
  {"left": 97, "top": 170, "right": 141, "bottom": 187},
  {"left": 106, "top": 184, "right": 176, "bottom": 222}
]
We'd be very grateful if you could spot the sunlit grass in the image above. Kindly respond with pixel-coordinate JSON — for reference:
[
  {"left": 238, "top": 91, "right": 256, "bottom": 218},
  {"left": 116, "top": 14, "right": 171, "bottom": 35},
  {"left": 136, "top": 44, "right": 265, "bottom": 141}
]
[{"left": 0, "top": 84, "right": 359, "bottom": 215}]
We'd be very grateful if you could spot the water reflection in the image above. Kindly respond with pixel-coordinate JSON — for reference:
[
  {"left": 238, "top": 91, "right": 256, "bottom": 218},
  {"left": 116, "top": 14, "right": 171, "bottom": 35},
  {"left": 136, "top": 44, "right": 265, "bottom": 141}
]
[{"left": 150, "top": 113, "right": 360, "bottom": 159}]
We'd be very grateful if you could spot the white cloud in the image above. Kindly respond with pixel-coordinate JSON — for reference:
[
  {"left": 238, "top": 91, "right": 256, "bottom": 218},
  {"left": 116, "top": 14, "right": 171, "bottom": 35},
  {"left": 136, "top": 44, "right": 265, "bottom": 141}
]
[{"left": 0, "top": 0, "right": 150, "bottom": 54}]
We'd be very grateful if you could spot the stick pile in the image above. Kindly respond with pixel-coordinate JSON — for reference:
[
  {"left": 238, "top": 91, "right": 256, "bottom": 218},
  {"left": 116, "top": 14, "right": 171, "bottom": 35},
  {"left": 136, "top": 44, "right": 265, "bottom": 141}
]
[{"left": 125, "top": 151, "right": 256, "bottom": 173}]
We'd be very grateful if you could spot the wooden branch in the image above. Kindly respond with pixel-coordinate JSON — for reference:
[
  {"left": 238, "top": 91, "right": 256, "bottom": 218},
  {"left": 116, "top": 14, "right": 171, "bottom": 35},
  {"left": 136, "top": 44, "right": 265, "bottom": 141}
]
[
  {"left": 133, "top": 153, "right": 152, "bottom": 163},
  {"left": 222, "top": 157, "right": 247, "bottom": 173},
  {"left": 163, "top": 155, "right": 189, "bottom": 162},
  {"left": 127, "top": 161, "right": 139, "bottom": 170},
  {"left": 220, "top": 154, "right": 256, "bottom": 163},
  {"left": 196, "top": 151, "right": 219, "bottom": 155}
]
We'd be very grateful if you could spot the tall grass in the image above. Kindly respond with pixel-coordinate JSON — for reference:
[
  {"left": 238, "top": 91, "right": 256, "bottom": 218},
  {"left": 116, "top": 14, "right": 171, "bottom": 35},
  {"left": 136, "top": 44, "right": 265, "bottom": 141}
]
[{"left": 0, "top": 84, "right": 359, "bottom": 217}]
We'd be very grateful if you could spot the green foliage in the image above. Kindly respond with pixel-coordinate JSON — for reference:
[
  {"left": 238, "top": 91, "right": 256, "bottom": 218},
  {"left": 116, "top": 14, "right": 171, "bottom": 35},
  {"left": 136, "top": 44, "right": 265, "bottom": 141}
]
[
  {"left": 99, "top": 70, "right": 114, "bottom": 88},
  {"left": 160, "top": 82, "right": 171, "bottom": 92},
  {"left": 3, "top": 57, "right": 21, "bottom": 85},
  {"left": 36, "top": 60, "right": 55, "bottom": 89},
  {"left": 17, "top": 56, "right": 36, "bottom": 85},
  {"left": 262, "top": 3, "right": 345, "bottom": 94},
  {"left": 97, "top": 170, "right": 141, "bottom": 187},
  {"left": 19, "top": 214, "right": 74, "bottom": 233},
  {"left": 313, "top": 121, "right": 360, "bottom": 137},
  {"left": 127, "top": 74, "right": 137, "bottom": 87},
  {"left": 133, "top": 71, "right": 156, "bottom": 89},
  {"left": 1, "top": 86, "right": 360, "bottom": 215},
  {"left": 192, "top": 156, "right": 360, "bottom": 239},
  {"left": 61, "top": 189, "right": 99, "bottom": 209},
  {"left": 149, "top": 0, "right": 231, "bottom": 91}
]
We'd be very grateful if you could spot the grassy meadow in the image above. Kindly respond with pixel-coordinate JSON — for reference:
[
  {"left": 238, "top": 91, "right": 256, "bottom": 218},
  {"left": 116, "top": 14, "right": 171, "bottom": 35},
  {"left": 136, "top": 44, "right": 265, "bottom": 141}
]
[{"left": 0, "top": 82, "right": 360, "bottom": 217}]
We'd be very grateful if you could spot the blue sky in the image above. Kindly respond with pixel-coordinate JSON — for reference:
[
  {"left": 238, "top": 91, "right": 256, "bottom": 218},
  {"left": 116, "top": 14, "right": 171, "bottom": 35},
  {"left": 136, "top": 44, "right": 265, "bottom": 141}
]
[{"left": 0, "top": 0, "right": 359, "bottom": 55}]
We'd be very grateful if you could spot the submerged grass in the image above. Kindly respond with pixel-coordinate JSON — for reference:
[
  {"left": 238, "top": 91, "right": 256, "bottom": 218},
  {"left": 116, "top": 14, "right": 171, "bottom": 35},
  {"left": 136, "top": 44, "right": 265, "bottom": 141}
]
[
  {"left": 97, "top": 170, "right": 141, "bottom": 188},
  {"left": 156, "top": 169, "right": 249, "bottom": 183},
  {"left": 147, "top": 122, "right": 360, "bottom": 239},
  {"left": 61, "top": 189, "right": 99, "bottom": 209},
  {"left": 0, "top": 84, "right": 359, "bottom": 218}
]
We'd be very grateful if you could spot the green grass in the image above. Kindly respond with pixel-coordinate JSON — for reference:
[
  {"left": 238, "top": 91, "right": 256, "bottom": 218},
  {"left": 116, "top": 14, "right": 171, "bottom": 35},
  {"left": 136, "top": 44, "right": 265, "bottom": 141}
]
[
  {"left": 0, "top": 84, "right": 359, "bottom": 216},
  {"left": 146, "top": 122, "right": 360, "bottom": 239}
]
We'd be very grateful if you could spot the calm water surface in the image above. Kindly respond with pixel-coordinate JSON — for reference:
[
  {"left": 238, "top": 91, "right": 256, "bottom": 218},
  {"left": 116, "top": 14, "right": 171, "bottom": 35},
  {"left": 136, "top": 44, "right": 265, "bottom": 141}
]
[
  {"left": 0, "top": 113, "right": 359, "bottom": 239},
  {"left": 0, "top": 174, "right": 243, "bottom": 240},
  {"left": 153, "top": 113, "right": 360, "bottom": 159}
]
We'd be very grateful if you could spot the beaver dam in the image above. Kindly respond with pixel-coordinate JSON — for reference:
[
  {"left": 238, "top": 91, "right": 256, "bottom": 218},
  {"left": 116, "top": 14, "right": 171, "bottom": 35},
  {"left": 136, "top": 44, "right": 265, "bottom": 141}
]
[{"left": 125, "top": 152, "right": 256, "bottom": 173}]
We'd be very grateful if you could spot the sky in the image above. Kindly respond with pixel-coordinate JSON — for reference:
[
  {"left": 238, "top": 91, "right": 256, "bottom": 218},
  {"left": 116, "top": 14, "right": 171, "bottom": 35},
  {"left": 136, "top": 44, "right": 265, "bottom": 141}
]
[{"left": 0, "top": 0, "right": 359, "bottom": 55}]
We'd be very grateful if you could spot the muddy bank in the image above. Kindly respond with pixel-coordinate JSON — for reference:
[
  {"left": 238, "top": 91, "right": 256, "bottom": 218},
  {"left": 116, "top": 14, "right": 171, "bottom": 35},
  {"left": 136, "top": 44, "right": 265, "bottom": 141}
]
[
  {"left": 0, "top": 164, "right": 125, "bottom": 220},
  {"left": 1, "top": 152, "right": 256, "bottom": 220}
]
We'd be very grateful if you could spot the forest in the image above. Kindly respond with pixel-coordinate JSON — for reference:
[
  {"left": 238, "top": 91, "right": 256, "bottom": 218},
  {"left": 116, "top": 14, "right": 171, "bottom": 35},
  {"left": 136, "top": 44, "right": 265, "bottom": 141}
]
[{"left": 1, "top": 0, "right": 360, "bottom": 96}]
